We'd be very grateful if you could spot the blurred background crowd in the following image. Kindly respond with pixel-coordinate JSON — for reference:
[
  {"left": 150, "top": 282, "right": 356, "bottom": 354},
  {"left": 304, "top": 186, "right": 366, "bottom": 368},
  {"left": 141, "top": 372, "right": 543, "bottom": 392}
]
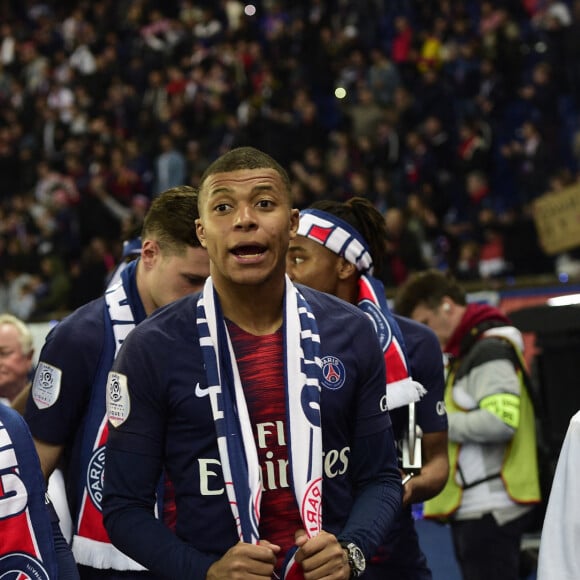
[{"left": 2, "top": 0, "right": 580, "bottom": 322}]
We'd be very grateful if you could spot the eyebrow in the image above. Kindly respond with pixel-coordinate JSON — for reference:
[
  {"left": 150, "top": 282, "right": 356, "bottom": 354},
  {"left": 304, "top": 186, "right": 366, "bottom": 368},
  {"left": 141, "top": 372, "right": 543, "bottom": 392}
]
[
  {"left": 207, "top": 183, "right": 277, "bottom": 196},
  {"left": 211, "top": 182, "right": 291, "bottom": 204},
  {"left": 287, "top": 244, "right": 307, "bottom": 252}
]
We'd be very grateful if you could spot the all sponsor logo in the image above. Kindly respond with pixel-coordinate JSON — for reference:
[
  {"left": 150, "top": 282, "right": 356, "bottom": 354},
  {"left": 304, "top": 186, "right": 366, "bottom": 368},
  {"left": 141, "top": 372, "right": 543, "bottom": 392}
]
[
  {"left": 31, "top": 362, "right": 62, "bottom": 409},
  {"left": 320, "top": 356, "right": 346, "bottom": 390}
]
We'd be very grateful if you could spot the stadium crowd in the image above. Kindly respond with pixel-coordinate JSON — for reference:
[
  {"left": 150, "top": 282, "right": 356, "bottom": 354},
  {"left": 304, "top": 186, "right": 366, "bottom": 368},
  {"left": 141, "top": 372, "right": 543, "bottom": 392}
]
[{"left": 1, "top": 0, "right": 580, "bottom": 321}]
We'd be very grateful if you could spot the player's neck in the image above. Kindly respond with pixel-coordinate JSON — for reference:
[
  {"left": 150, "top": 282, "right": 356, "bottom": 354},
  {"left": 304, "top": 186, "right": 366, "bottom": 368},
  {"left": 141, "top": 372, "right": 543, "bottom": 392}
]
[
  {"left": 134, "top": 260, "right": 155, "bottom": 316},
  {"left": 336, "top": 277, "right": 358, "bottom": 305},
  {"left": 216, "top": 279, "right": 285, "bottom": 336}
]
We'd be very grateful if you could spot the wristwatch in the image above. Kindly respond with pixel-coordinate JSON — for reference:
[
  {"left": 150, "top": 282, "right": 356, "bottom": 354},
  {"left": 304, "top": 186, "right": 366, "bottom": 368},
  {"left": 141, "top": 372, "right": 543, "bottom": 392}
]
[{"left": 339, "top": 541, "right": 366, "bottom": 578}]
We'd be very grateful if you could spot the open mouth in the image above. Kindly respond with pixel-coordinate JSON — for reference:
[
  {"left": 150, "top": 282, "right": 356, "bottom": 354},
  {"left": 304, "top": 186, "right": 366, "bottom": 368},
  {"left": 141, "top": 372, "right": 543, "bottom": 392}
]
[{"left": 231, "top": 245, "right": 267, "bottom": 259}]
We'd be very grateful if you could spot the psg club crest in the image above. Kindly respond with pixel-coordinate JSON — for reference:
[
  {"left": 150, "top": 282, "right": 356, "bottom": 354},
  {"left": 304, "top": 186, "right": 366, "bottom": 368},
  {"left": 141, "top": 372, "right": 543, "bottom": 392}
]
[
  {"left": 320, "top": 356, "right": 346, "bottom": 390},
  {"left": 0, "top": 554, "right": 50, "bottom": 580},
  {"left": 31, "top": 362, "right": 62, "bottom": 409}
]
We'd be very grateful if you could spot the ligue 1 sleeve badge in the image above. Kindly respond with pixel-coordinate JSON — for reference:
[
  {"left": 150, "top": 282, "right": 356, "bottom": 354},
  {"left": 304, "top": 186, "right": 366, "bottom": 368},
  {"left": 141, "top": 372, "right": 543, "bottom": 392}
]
[
  {"left": 31, "top": 362, "right": 62, "bottom": 409},
  {"left": 106, "top": 372, "right": 130, "bottom": 428}
]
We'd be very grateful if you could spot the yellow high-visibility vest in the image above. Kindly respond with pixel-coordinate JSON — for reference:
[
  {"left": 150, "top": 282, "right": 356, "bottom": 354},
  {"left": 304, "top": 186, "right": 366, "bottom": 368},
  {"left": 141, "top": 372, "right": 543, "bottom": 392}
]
[{"left": 424, "top": 338, "right": 541, "bottom": 520}]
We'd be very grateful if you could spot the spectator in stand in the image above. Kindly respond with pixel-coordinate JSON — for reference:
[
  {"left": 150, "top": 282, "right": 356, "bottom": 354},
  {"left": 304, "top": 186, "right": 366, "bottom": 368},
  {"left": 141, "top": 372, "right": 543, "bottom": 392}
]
[
  {"left": 519, "top": 61, "right": 561, "bottom": 147},
  {"left": 0, "top": 313, "right": 34, "bottom": 405},
  {"left": 382, "top": 206, "right": 429, "bottom": 287},
  {"left": 475, "top": 57, "right": 508, "bottom": 123},
  {"left": 457, "top": 118, "right": 492, "bottom": 178},
  {"left": 30, "top": 254, "right": 71, "bottom": 320},
  {"left": 154, "top": 134, "right": 187, "bottom": 197},
  {"left": 368, "top": 47, "right": 401, "bottom": 106},
  {"left": 501, "top": 120, "right": 552, "bottom": 208},
  {"left": 68, "top": 237, "right": 114, "bottom": 310},
  {"left": 0, "top": 0, "right": 579, "bottom": 295},
  {"left": 391, "top": 15, "right": 413, "bottom": 72}
]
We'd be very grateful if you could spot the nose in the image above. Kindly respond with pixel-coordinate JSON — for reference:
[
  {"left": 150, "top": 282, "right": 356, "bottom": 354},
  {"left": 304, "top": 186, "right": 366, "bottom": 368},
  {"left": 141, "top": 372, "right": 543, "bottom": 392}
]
[{"left": 234, "top": 204, "right": 258, "bottom": 230}]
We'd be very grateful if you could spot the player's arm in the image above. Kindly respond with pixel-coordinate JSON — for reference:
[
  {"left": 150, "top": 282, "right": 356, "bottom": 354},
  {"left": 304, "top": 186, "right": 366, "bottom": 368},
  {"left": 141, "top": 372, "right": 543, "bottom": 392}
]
[
  {"left": 450, "top": 341, "right": 521, "bottom": 444},
  {"left": 24, "top": 312, "right": 103, "bottom": 480},
  {"left": 11, "top": 383, "right": 31, "bottom": 415},
  {"left": 402, "top": 430, "right": 448, "bottom": 506},
  {"left": 327, "top": 317, "right": 403, "bottom": 558},
  {"left": 294, "top": 315, "right": 402, "bottom": 578},
  {"left": 103, "top": 328, "right": 233, "bottom": 579},
  {"left": 338, "top": 426, "right": 402, "bottom": 547},
  {"left": 14, "top": 383, "right": 64, "bottom": 484},
  {"left": 400, "top": 319, "right": 449, "bottom": 505},
  {"left": 32, "top": 437, "right": 65, "bottom": 482},
  {"left": 104, "top": 445, "right": 221, "bottom": 579}
]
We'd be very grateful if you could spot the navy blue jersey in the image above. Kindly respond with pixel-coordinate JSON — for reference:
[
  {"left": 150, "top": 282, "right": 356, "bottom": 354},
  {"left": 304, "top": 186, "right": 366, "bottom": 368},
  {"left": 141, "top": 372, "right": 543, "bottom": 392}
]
[
  {"left": 103, "top": 286, "right": 402, "bottom": 579},
  {"left": 25, "top": 298, "right": 105, "bottom": 516},
  {"left": 24, "top": 261, "right": 146, "bottom": 520},
  {"left": 391, "top": 315, "right": 448, "bottom": 440},
  {"left": 371, "top": 315, "right": 448, "bottom": 574}
]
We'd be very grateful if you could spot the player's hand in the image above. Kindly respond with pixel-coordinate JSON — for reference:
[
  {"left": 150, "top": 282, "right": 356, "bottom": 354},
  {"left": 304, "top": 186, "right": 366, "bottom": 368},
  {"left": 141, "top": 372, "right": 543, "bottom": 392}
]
[
  {"left": 206, "top": 540, "right": 280, "bottom": 579},
  {"left": 293, "top": 529, "right": 350, "bottom": 580},
  {"left": 400, "top": 469, "right": 414, "bottom": 506}
]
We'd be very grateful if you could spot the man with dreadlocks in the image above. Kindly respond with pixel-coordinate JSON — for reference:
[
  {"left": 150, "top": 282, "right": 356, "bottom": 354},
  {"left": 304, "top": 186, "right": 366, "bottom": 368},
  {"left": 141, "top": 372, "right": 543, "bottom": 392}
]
[{"left": 287, "top": 196, "right": 449, "bottom": 578}]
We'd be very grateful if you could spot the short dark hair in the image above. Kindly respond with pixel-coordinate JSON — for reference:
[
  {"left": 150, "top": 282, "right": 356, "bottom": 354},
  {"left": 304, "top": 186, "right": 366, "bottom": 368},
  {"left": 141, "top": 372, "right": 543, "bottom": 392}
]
[
  {"left": 198, "top": 147, "right": 292, "bottom": 207},
  {"left": 142, "top": 185, "right": 200, "bottom": 254},
  {"left": 394, "top": 269, "right": 466, "bottom": 316}
]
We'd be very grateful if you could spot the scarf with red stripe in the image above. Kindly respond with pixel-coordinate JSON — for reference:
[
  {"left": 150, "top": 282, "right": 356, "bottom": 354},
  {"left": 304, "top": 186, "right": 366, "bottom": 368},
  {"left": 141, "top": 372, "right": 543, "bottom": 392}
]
[
  {"left": 72, "top": 260, "right": 150, "bottom": 570},
  {"left": 444, "top": 303, "right": 511, "bottom": 359},
  {"left": 197, "top": 276, "right": 323, "bottom": 579},
  {"left": 0, "top": 405, "right": 58, "bottom": 579},
  {"left": 298, "top": 209, "right": 425, "bottom": 409}
]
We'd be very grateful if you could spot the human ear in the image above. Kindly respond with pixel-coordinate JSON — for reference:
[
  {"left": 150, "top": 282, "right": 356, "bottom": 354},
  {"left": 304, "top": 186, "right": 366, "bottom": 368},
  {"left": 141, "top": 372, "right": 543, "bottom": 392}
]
[
  {"left": 141, "top": 239, "right": 160, "bottom": 268},
  {"left": 195, "top": 219, "right": 207, "bottom": 248},
  {"left": 289, "top": 209, "right": 299, "bottom": 239},
  {"left": 337, "top": 258, "right": 356, "bottom": 280}
]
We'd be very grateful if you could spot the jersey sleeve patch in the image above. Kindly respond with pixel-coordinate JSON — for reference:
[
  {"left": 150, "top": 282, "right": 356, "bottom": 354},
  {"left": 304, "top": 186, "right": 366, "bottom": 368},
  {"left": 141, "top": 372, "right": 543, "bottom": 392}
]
[
  {"left": 32, "top": 362, "right": 62, "bottom": 409},
  {"left": 106, "top": 371, "right": 130, "bottom": 428}
]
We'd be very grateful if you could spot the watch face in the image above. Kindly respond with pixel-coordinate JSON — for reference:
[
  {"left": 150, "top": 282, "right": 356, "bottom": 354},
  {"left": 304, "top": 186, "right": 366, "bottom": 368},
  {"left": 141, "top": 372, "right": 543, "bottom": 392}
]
[{"left": 349, "top": 544, "right": 366, "bottom": 576}]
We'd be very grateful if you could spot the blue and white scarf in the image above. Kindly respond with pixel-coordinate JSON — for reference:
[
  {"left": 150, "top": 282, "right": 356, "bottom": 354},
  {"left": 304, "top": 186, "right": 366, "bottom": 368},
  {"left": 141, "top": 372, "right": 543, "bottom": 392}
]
[
  {"left": 73, "top": 261, "right": 148, "bottom": 570},
  {"left": 196, "top": 276, "right": 323, "bottom": 576}
]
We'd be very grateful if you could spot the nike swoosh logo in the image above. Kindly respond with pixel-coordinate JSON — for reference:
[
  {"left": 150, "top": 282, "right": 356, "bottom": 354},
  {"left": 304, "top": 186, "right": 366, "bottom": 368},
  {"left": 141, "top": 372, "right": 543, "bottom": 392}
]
[{"left": 195, "top": 382, "right": 210, "bottom": 397}]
